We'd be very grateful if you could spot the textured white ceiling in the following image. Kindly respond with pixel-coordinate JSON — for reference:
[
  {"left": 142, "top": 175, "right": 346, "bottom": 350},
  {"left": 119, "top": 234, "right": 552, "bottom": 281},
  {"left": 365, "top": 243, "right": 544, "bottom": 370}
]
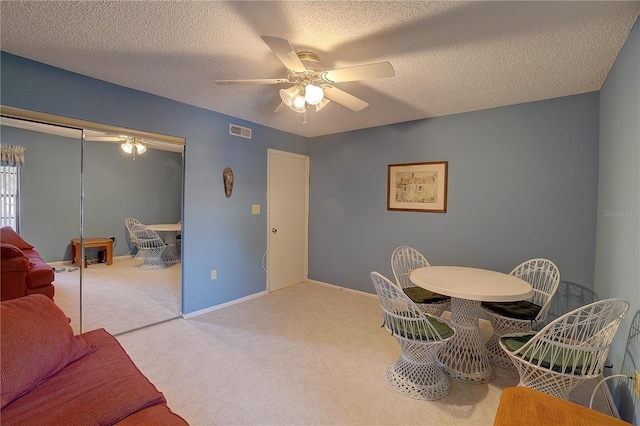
[{"left": 1, "top": 1, "right": 639, "bottom": 138}]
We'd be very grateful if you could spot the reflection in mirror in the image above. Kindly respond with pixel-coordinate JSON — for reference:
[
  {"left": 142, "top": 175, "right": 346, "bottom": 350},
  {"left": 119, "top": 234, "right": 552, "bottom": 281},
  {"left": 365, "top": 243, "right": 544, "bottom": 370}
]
[
  {"left": 81, "top": 131, "right": 183, "bottom": 335},
  {"left": 1, "top": 118, "right": 82, "bottom": 328},
  {"left": 0, "top": 114, "right": 183, "bottom": 335}
]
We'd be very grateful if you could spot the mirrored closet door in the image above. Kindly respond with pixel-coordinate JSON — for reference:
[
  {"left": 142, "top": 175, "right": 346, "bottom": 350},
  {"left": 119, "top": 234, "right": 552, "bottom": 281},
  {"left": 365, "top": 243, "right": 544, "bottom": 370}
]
[{"left": 1, "top": 107, "right": 184, "bottom": 336}]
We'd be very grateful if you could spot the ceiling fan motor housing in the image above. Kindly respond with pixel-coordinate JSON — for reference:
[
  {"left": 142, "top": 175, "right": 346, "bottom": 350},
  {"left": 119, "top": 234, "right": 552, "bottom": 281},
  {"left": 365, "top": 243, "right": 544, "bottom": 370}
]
[{"left": 286, "top": 51, "right": 328, "bottom": 90}]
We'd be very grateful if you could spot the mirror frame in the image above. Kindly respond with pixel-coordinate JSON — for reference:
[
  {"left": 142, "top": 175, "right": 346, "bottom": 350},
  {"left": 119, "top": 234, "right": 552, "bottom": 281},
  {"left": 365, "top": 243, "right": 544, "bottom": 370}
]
[
  {"left": 1, "top": 104, "right": 186, "bottom": 334},
  {"left": 1, "top": 106, "right": 185, "bottom": 147}
]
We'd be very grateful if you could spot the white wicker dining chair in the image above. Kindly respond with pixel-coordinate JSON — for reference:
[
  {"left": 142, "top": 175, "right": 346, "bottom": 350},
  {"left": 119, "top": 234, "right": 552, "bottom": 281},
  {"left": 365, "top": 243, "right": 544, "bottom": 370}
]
[
  {"left": 481, "top": 258, "right": 561, "bottom": 369},
  {"left": 130, "top": 223, "right": 169, "bottom": 270},
  {"left": 391, "top": 246, "right": 451, "bottom": 316},
  {"left": 125, "top": 217, "right": 144, "bottom": 262},
  {"left": 499, "top": 298, "right": 629, "bottom": 400},
  {"left": 371, "top": 271, "right": 455, "bottom": 400}
]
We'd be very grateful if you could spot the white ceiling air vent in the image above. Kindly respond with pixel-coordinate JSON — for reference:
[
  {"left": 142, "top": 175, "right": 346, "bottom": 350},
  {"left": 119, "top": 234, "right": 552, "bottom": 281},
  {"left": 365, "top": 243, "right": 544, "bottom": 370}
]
[{"left": 229, "top": 124, "right": 252, "bottom": 139}]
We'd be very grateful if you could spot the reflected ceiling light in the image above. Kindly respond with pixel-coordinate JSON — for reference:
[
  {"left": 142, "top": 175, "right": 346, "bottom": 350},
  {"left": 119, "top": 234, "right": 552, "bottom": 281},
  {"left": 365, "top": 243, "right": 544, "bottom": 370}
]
[
  {"left": 120, "top": 141, "right": 133, "bottom": 153},
  {"left": 121, "top": 137, "right": 146, "bottom": 160}
]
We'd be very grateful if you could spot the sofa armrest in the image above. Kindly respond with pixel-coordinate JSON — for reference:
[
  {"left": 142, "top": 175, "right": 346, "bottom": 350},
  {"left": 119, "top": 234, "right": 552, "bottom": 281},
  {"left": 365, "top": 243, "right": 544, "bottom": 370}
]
[
  {"left": 1, "top": 257, "right": 30, "bottom": 301},
  {"left": 1, "top": 256, "right": 30, "bottom": 273}
]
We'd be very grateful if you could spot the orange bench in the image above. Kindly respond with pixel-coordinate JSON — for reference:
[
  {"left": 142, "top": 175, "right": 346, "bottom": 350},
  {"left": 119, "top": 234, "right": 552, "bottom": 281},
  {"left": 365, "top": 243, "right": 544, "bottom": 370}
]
[
  {"left": 494, "top": 387, "right": 627, "bottom": 426},
  {"left": 71, "top": 238, "right": 113, "bottom": 266}
]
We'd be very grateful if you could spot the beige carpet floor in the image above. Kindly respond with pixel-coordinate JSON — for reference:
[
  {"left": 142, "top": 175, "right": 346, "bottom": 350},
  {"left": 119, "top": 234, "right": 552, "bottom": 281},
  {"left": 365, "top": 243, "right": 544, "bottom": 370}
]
[
  {"left": 51, "top": 256, "right": 181, "bottom": 335},
  {"left": 116, "top": 282, "right": 616, "bottom": 426}
]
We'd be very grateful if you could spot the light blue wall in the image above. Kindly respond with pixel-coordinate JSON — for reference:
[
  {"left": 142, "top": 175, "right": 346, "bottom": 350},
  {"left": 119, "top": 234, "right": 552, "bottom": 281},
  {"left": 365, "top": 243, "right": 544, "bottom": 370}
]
[
  {"left": 596, "top": 18, "right": 640, "bottom": 423},
  {"left": 1, "top": 52, "right": 309, "bottom": 313},
  {"left": 83, "top": 141, "right": 182, "bottom": 257},
  {"left": 1, "top": 125, "right": 182, "bottom": 262},
  {"left": 1, "top": 126, "right": 81, "bottom": 261},
  {"left": 308, "top": 94, "right": 600, "bottom": 294}
]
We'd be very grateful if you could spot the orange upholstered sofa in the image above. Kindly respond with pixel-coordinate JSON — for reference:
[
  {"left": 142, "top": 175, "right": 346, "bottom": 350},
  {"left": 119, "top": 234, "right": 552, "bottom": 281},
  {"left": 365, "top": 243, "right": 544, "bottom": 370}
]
[
  {"left": 0, "top": 226, "right": 55, "bottom": 301},
  {"left": 0, "top": 295, "right": 188, "bottom": 425}
]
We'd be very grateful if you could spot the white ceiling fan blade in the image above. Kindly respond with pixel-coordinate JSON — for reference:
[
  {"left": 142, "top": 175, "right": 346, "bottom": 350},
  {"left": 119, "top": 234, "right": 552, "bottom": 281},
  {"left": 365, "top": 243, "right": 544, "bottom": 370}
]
[
  {"left": 321, "top": 62, "right": 395, "bottom": 83},
  {"left": 215, "top": 78, "right": 288, "bottom": 85},
  {"left": 323, "top": 86, "right": 369, "bottom": 112},
  {"left": 261, "top": 36, "right": 306, "bottom": 72}
]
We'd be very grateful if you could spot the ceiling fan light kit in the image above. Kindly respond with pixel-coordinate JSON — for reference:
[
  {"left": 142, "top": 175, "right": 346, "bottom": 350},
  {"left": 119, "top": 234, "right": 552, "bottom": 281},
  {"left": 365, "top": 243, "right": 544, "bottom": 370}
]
[
  {"left": 121, "top": 137, "right": 147, "bottom": 160},
  {"left": 215, "top": 36, "right": 395, "bottom": 119},
  {"left": 279, "top": 86, "right": 300, "bottom": 107},
  {"left": 315, "top": 97, "right": 331, "bottom": 112},
  {"left": 304, "top": 84, "right": 324, "bottom": 105}
]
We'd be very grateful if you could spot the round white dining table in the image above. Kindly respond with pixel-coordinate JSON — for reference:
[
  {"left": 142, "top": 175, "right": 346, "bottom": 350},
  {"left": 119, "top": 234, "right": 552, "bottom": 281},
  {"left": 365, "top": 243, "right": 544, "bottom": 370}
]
[
  {"left": 147, "top": 223, "right": 181, "bottom": 233},
  {"left": 410, "top": 266, "right": 533, "bottom": 383},
  {"left": 147, "top": 223, "right": 181, "bottom": 263}
]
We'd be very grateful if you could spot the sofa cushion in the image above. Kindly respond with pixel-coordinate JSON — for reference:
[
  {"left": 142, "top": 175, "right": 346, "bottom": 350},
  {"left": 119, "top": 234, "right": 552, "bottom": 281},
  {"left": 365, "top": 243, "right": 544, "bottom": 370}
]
[
  {"left": 22, "top": 249, "right": 55, "bottom": 289},
  {"left": 0, "top": 329, "right": 170, "bottom": 425},
  {"left": 0, "top": 243, "right": 24, "bottom": 258},
  {"left": 0, "top": 227, "right": 34, "bottom": 250},
  {"left": 0, "top": 294, "right": 94, "bottom": 409}
]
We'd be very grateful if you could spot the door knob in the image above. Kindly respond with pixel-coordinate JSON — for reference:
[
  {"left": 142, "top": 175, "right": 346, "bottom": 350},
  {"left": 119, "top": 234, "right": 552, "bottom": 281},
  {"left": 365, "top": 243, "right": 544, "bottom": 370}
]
[{"left": 272, "top": 228, "right": 278, "bottom": 234}]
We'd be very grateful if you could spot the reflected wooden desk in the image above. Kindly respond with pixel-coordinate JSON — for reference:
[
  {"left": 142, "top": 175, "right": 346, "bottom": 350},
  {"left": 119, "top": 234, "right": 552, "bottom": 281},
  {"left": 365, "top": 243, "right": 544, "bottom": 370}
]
[
  {"left": 71, "top": 238, "right": 113, "bottom": 266},
  {"left": 410, "top": 266, "right": 532, "bottom": 383},
  {"left": 494, "top": 387, "right": 628, "bottom": 426}
]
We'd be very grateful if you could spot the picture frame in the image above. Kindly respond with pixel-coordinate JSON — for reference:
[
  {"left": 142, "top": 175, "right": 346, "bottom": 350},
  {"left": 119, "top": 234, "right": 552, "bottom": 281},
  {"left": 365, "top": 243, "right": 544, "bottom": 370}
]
[{"left": 387, "top": 161, "right": 448, "bottom": 212}]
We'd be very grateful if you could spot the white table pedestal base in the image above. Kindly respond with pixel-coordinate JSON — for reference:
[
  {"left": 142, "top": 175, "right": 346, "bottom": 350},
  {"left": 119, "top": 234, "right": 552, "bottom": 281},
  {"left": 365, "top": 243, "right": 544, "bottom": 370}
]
[{"left": 436, "top": 297, "right": 495, "bottom": 383}]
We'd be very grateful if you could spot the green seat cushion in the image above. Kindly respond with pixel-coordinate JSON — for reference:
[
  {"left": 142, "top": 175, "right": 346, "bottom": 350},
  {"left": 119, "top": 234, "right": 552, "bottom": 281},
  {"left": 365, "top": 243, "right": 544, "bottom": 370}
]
[
  {"left": 403, "top": 286, "right": 450, "bottom": 304},
  {"left": 388, "top": 311, "right": 454, "bottom": 340},
  {"left": 481, "top": 300, "right": 541, "bottom": 321},
  {"left": 500, "top": 334, "right": 588, "bottom": 375}
]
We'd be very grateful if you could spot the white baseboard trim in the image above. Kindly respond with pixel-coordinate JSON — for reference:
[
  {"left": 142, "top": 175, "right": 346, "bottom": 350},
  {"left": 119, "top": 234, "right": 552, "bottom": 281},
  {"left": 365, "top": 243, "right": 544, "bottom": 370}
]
[
  {"left": 48, "top": 254, "right": 136, "bottom": 267},
  {"left": 306, "top": 279, "right": 378, "bottom": 299},
  {"left": 182, "top": 290, "right": 268, "bottom": 319},
  {"left": 183, "top": 280, "right": 373, "bottom": 319}
]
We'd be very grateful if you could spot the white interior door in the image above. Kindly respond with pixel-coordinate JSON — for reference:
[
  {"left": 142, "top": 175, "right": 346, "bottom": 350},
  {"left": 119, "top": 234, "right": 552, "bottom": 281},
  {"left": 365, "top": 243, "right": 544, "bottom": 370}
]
[{"left": 267, "top": 149, "right": 309, "bottom": 292}]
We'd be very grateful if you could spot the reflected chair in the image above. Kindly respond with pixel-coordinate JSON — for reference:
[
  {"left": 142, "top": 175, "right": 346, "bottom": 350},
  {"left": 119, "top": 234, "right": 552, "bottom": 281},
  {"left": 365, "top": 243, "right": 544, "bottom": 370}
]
[
  {"left": 124, "top": 217, "right": 143, "bottom": 261},
  {"left": 617, "top": 309, "right": 640, "bottom": 422},
  {"left": 391, "top": 246, "right": 451, "bottom": 316},
  {"left": 547, "top": 280, "right": 598, "bottom": 323},
  {"left": 176, "top": 220, "right": 182, "bottom": 253},
  {"left": 130, "top": 224, "right": 169, "bottom": 270},
  {"left": 371, "top": 271, "right": 455, "bottom": 400},
  {"left": 481, "top": 258, "right": 561, "bottom": 369},
  {"left": 499, "top": 298, "right": 629, "bottom": 400}
]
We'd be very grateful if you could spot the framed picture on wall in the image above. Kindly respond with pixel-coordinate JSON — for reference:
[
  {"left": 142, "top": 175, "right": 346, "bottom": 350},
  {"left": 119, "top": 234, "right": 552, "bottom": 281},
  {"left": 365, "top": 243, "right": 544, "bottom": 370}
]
[{"left": 387, "top": 161, "right": 448, "bottom": 212}]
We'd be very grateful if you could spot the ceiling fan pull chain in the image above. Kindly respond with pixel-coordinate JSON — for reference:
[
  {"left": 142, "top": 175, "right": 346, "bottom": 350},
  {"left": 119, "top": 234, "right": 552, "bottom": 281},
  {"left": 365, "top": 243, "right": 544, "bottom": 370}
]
[{"left": 303, "top": 110, "right": 307, "bottom": 125}]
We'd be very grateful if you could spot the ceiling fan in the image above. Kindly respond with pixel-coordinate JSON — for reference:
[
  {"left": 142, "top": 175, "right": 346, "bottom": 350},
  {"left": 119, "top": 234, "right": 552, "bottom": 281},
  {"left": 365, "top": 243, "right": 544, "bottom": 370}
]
[{"left": 214, "top": 36, "right": 395, "bottom": 114}]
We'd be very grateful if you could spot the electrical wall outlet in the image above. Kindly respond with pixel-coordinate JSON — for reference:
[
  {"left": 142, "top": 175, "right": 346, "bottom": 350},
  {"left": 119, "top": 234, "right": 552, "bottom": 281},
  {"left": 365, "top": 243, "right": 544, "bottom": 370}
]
[
  {"left": 634, "top": 369, "right": 640, "bottom": 397},
  {"left": 211, "top": 269, "right": 217, "bottom": 280}
]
